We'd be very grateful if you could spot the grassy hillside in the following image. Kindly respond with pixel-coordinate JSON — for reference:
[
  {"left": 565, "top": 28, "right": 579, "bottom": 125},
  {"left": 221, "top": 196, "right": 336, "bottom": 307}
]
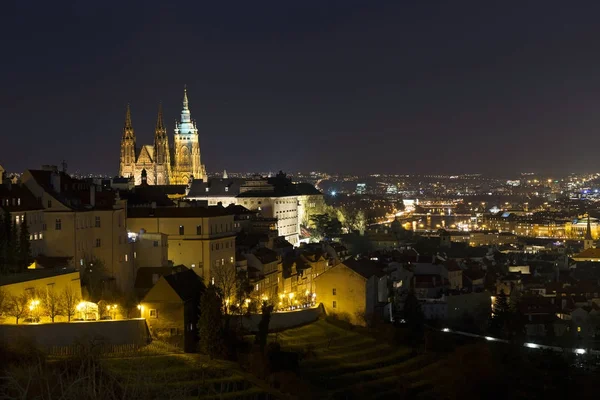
[
  {"left": 270, "top": 320, "right": 446, "bottom": 399},
  {"left": 101, "top": 342, "right": 278, "bottom": 400}
]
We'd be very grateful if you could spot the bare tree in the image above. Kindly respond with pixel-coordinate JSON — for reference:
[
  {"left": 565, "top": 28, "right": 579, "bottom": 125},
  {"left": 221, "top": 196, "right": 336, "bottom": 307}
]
[
  {"left": 212, "top": 262, "right": 237, "bottom": 314},
  {"left": 6, "top": 292, "right": 29, "bottom": 324},
  {"left": 61, "top": 286, "right": 80, "bottom": 322},
  {"left": 0, "top": 287, "right": 6, "bottom": 318},
  {"left": 42, "top": 286, "right": 62, "bottom": 322}
]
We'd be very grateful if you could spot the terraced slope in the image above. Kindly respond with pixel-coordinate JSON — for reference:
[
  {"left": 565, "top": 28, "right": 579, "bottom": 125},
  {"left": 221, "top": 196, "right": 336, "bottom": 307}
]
[
  {"left": 101, "top": 342, "right": 277, "bottom": 400},
  {"left": 272, "top": 320, "right": 446, "bottom": 399}
]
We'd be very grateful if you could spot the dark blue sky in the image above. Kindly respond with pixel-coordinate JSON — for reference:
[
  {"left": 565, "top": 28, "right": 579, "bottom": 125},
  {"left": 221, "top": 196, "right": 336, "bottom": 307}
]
[{"left": 2, "top": 1, "right": 600, "bottom": 175}]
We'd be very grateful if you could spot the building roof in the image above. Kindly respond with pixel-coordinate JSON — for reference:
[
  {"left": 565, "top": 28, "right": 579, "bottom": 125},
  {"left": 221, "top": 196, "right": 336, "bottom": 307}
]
[
  {"left": 0, "top": 268, "right": 79, "bottom": 286},
  {"left": 574, "top": 248, "right": 600, "bottom": 259},
  {"left": 186, "top": 178, "right": 245, "bottom": 198},
  {"left": 26, "top": 169, "right": 116, "bottom": 211},
  {"left": 343, "top": 258, "right": 386, "bottom": 279},
  {"left": 252, "top": 247, "right": 280, "bottom": 265},
  {"left": 134, "top": 266, "right": 189, "bottom": 290},
  {"left": 127, "top": 205, "right": 234, "bottom": 219},
  {"left": 0, "top": 183, "right": 43, "bottom": 212},
  {"left": 163, "top": 269, "right": 205, "bottom": 302}
]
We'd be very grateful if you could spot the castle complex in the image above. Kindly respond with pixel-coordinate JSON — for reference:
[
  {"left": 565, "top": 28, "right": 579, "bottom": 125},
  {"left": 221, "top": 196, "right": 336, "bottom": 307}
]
[{"left": 119, "top": 86, "right": 206, "bottom": 185}]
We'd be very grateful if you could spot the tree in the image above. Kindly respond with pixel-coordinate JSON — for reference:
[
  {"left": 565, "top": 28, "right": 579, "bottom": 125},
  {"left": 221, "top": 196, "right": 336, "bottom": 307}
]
[
  {"left": 489, "top": 290, "right": 510, "bottom": 337},
  {"left": 80, "top": 257, "right": 108, "bottom": 301},
  {"left": 6, "top": 292, "right": 29, "bottom": 324},
  {"left": 61, "top": 286, "right": 79, "bottom": 322},
  {"left": 0, "top": 287, "right": 7, "bottom": 318},
  {"left": 255, "top": 301, "right": 274, "bottom": 351},
  {"left": 402, "top": 292, "right": 425, "bottom": 348},
  {"left": 17, "top": 214, "right": 31, "bottom": 271},
  {"left": 9, "top": 214, "right": 18, "bottom": 269},
  {"left": 42, "top": 287, "right": 62, "bottom": 322},
  {"left": 212, "top": 262, "right": 237, "bottom": 314},
  {"left": 198, "top": 285, "right": 225, "bottom": 358},
  {"left": 310, "top": 214, "right": 342, "bottom": 239}
]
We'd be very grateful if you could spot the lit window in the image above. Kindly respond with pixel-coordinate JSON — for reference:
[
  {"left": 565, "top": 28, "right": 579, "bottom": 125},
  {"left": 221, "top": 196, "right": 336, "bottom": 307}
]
[
  {"left": 179, "top": 225, "right": 184, "bottom": 235},
  {"left": 39, "top": 232, "right": 43, "bottom": 239},
  {"left": 134, "top": 251, "right": 136, "bottom": 258},
  {"left": 125, "top": 254, "right": 128, "bottom": 262},
  {"left": 230, "top": 256, "right": 234, "bottom": 263},
  {"left": 15, "top": 216, "right": 20, "bottom": 224}
]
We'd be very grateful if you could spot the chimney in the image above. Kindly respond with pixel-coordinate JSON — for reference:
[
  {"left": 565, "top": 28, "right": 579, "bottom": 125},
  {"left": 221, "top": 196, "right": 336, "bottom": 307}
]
[
  {"left": 90, "top": 185, "right": 96, "bottom": 207},
  {"left": 51, "top": 170, "right": 61, "bottom": 193}
]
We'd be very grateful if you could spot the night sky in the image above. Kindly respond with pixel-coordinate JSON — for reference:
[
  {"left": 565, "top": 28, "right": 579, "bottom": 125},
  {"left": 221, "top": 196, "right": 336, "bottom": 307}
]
[{"left": 3, "top": 1, "right": 600, "bottom": 176}]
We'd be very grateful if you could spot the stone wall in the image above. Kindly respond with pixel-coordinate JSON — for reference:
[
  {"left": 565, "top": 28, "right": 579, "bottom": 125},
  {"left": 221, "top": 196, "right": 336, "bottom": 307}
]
[
  {"left": 0, "top": 319, "right": 150, "bottom": 349},
  {"left": 229, "top": 304, "right": 324, "bottom": 333}
]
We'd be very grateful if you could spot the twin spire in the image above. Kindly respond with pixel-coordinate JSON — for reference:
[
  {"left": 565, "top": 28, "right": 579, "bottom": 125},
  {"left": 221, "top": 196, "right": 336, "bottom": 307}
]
[{"left": 124, "top": 85, "right": 189, "bottom": 138}]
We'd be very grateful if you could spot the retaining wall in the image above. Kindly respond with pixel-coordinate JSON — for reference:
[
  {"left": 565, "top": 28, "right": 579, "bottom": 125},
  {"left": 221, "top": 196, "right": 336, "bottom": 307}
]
[
  {"left": 229, "top": 304, "right": 324, "bottom": 333},
  {"left": 0, "top": 319, "right": 150, "bottom": 349}
]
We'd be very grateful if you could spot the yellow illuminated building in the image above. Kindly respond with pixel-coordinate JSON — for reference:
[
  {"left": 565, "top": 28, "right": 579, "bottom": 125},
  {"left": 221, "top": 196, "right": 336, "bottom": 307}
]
[{"left": 126, "top": 207, "right": 236, "bottom": 282}]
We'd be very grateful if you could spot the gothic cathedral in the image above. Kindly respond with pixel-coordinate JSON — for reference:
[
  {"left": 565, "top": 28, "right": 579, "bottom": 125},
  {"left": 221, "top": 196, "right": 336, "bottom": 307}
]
[{"left": 119, "top": 86, "right": 207, "bottom": 185}]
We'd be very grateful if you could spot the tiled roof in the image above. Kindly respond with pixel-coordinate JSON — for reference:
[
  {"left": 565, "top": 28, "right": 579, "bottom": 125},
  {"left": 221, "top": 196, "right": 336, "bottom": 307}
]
[
  {"left": 163, "top": 269, "right": 205, "bottom": 301},
  {"left": 253, "top": 247, "right": 280, "bottom": 265},
  {"left": 0, "top": 184, "right": 42, "bottom": 212},
  {"left": 134, "top": 266, "right": 189, "bottom": 289},
  {"left": 574, "top": 248, "right": 600, "bottom": 259},
  {"left": 26, "top": 169, "right": 116, "bottom": 210},
  {"left": 127, "top": 206, "right": 235, "bottom": 218},
  {"left": 343, "top": 258, "right": 386, "bottom": 279}
]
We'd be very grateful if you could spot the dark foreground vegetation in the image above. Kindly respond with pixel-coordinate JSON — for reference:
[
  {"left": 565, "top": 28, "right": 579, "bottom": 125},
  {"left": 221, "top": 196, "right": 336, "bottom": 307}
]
[{"left": 2, "top": 316, "right": 600, "bottom": 399}]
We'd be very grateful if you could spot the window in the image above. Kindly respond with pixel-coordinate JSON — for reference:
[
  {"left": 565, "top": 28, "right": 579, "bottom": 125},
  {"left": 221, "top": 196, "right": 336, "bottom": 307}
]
[
  {"left": 216, "top": 259, "right": 221, "bottom": 267},
  {"left": 15, "top": 215, "right": 20, "bottom": 224},
  {"left": 333, "top": 301, "right": 337, "bottom": 309},
  {"left": 230, "top": 256, "right": 234, "bottom": 263},
  {"left": 332, "top": 288, "right": 337, "bottom": 296},
  {"left": 149, "top": 309, "right": 157, "bottom": 318},
  {"left": 47, "top": 200, "right": 52, "bottom": 208},
  {"left": 29, "top": 234, "right": 33, "bottom": 241},
  {"left": 55, "top": 219, "right": 62, "bottom": 230},
  {"left": 153, "top": 241, "right": 159, "bottom": 247},
  {"left": 95, "top": 238, "right": 101, "bottom": 248},
  {"left": 42, "top": 223, "right": 47, "bottom": 231},
  {"left": 179, "top": 225, "right": 184, "bottom": 235},
  {"left": 170, "top": 328, "right": 178, "bottom": 336},
  {"left": 17, "top": 198, "right": 21, "bottom": 206},
  {"left": 95, "top": 216, "right": 101, "bottom": 228},
  {"left": 125, "top": 254, "right": 128, "bottom": 262},
  {"left": 196, "top": 225, "right": 202, "bottom": 235},
  {"left": 39, "top": 232, "right": 43, "bottom": 239},
  {"left": 134, "top": 251, "right": 137, "bottom": 259}
]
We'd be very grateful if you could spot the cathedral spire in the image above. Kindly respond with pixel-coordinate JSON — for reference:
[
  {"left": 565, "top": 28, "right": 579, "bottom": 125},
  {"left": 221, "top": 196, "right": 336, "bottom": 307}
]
[
  {"left": 183, "top": 84, "right": 189, "bottom": 111},
  {"left": 586, "top": 214, "right": 593, "bottom": 240},
  {"left": 155, "top": 102, "right": 165, "bottom": 133},
  {"left": 123, "top": 104, "right": 135, "bottom": 139},
  {"left": 125, "top": 103, "right": 132, "bottom": 130}
]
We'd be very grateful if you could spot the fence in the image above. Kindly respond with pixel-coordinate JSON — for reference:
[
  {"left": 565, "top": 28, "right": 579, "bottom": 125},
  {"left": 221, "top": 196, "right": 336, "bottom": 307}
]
[{"left": 47, "top": 343, "right": 141, "bottom": 356}]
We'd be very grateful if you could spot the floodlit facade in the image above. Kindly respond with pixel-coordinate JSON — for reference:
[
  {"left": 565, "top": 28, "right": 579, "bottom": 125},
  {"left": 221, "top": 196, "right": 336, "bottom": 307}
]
[{"left": 119, "top": 87, "right": 207, "bottom": 186}]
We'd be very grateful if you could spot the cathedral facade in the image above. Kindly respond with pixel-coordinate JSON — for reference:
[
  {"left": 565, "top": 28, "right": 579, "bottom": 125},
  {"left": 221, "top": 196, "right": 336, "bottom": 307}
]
[{"left": 119, "top": 87, "right": 207, "bottom": 185}]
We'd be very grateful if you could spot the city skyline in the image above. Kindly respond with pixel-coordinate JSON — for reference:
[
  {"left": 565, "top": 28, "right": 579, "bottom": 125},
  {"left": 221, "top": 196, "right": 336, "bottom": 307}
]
[{"left": 4, "top": 1, "right": 600, "bottom": 175}]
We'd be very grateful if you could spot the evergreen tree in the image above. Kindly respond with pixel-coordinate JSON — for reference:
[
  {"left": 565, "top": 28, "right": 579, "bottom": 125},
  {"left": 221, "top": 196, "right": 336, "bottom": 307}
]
[
  {"left": 17, "top": 214, "right": 31, "bottom": 271},
  {"left": 198, "top": 285, "right": 225, "bottom": 358},
  {"left": 255, "top": 301, "right": 273, "bottom": 351},
  {"left": 403, "top": 292, "right": 425, "bottom": 348},
  {"left": 489, "top": 290, "right": 510, "bottom": 337}
]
